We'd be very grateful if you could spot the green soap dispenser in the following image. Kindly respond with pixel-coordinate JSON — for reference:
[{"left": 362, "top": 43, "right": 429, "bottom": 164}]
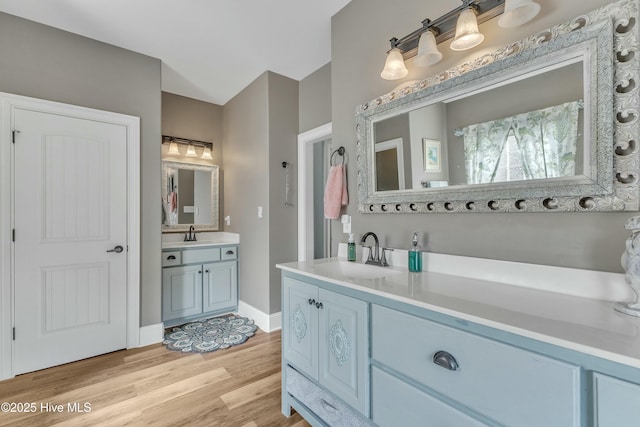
[
  {"left": 408, "top": 232, "right": 423, "bottom": 272},
  {"left": 347, "top": 233, "right": 356, "bottom": 262}
]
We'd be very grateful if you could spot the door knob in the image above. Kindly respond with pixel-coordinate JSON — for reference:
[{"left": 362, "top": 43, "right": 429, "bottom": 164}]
[{"left": 106, "top": 245, "right": 124, "bottom": 253}]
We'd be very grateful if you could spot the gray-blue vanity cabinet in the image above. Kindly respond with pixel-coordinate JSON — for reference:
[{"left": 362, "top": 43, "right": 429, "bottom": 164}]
[
  {"left": 282, "top": 276, "right": 369, "bottom": 417},
  {"left": 162, "top": 245, "right": 238, "bottom": 326}
]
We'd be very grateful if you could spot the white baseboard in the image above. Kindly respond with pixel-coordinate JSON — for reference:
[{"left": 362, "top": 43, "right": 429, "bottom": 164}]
[
  {"left": 237, "top": 300, "right": 282, "bottom": 333},
  {"left": 138, "top": 323, "right": 164, "bottom": 347}
]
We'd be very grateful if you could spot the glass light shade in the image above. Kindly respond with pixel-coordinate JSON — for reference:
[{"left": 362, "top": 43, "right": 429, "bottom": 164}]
[
  {"left": 168, "top": 141, "right": 180, "bottom": 155},
  {"left": 450, "top": 8, "right": 484, "bottom": 51},
  {"left": 201, "top": 146, "right": 213, "bottom": 160},
  {"left": 380, "top": 48, "right": 408, "bottom": 80},
  {"left": 185, "top": 144, "right": 197, "bottom": 157},
  {"left": 414, "top": 31, "right": 443, "bottom": 67},
  {"left": 498, "top": 0, "right": 540, "bottom": 28}
]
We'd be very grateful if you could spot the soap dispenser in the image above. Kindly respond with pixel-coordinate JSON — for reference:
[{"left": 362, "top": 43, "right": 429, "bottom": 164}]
[
  {"left": 408, "top": 232, "right": 423, "bottom": 272},
  {"left": 347, "top": 233, "right": 356, "bottom": 262}
]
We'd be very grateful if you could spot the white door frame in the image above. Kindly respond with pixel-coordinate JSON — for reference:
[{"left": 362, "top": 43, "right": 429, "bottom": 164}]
[
  {"left": 375, "top": 138, "right": 406, "bottom": 190},
  {"left": 0, "top": 92, "right": 141, "bottom": 380},
  {"left": 297, "top": 123, "right": 332, "bottom": 261}
]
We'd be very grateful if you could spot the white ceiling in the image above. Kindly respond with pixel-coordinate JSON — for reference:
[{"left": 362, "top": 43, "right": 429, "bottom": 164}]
[{"left": 0, "top": 0, "right": 351, "bottom": 105}]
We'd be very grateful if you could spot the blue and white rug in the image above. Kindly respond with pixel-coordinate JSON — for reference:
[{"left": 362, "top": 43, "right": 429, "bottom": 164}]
[{"left": 163, "top": 315, "right": 257, "bottom": 353}]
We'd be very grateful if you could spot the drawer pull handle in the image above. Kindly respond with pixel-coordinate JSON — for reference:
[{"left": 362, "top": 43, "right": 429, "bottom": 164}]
[
  {"left": 315, "top": 302, "right": 323, "bottom": 309},
  {"left": 308, "top": 298, "right": 316, "bottom": 305},
  {"left": 167, "top": 255, "right": 176, "bottom": 260},
  {"left": 226, "top": 250, "right": 234, "bottom": 255},
  {"left": 320, "top": 398, "right": 338, "bottom": 413},
  {"left": 433, "top": 351, "right": 459, "bottom": 371}
]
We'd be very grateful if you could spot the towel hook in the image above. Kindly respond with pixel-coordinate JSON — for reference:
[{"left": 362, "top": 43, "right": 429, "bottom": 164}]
[{"left": 330, "top": 146, "right": 345, "bottom": 166}]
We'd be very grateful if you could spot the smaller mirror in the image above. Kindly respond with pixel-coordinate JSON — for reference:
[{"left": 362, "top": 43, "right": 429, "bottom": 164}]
[{"left": 162, "top": 160, "right": 219, "bottom": 232}]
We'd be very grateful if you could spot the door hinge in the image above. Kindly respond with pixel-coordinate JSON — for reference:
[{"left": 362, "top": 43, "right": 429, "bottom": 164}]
[
  {"left": 12, "top": 327, "right": 15, "bottom": 341},
  {"left": 12, "top": 130, "right": 20, "bottom": 144},
  {"left": 12, "top": 229, "right": 15, "bottom": 242}
]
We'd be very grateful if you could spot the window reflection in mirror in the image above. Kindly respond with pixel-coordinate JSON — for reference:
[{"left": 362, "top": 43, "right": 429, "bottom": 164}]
[{"left": 372, "top": 60, "right": 584, "bottom": 192}]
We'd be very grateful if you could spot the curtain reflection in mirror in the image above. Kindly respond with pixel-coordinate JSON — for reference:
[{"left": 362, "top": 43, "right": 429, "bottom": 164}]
[{"left": 461, "top": 100, "right": 581, "bottom": 184}]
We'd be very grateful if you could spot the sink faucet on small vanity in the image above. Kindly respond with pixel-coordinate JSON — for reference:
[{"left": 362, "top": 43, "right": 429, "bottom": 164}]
[
  {"left": 184, "top": 225, "right": 197, "bottom": 242},
  {"left": 360, "top": 232, "right": 393, "bottom": 267}
]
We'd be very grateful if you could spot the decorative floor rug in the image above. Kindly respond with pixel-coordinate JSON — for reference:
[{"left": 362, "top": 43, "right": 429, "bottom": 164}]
[{"left": 163, "top": 315, "right": 257, "bottom": 353}]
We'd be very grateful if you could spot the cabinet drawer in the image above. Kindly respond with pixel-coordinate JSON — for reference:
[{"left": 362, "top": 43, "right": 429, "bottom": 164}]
[
  {"left": 372, "top": 367, "right": 486, "bottom": 427},
  {"left": 162, "top": 251, "right": 181, "bottom": 267},
  {"left": 286, "top": 366, "right": 369, "bottom": 427},
  {"left": 593, "top": 373, "right": 640, "bottom": 425},
  {"left": 221, "top": 246, "right": 237, "bottom": 260},
  {"left": 372, "top": 305, "right": 580, "bottom": 427},
  {"left": 181, "top": 247, "right": 221, "bottom": 264}
]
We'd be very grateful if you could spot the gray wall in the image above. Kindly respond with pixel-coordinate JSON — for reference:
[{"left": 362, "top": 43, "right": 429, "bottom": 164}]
[
  {"left": 331, "top": 0, "right": 630, "bottom": 274},
  {"left": 161, "top": 92, "right": 223, "bottom": 227},
  {"left": 224, "top": 71, "right": 298, "bottom": 315},
  {"left": 299, "top": 62, "right": 332, "bottom": 133},
  {"left": 0, "top": 12, "right": 162, "bottom": 326},
  {"left": 268, "top": 72, "right": 299, "bottom": 313}
]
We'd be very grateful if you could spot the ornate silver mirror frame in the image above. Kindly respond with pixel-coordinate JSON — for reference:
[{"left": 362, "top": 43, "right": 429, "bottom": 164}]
[
  {"left": 356, "top": 0, "right": 640, "bottom": 213},
  {"left": 162, "top": 160, "right": 220, "bottom": 232}
]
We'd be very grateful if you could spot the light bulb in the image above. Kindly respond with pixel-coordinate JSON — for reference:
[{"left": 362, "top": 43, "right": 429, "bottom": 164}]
[
  {"left": 168, "top": 141, "right": 180, "bottom": 155},
  {"left": 380, "top": 48, "right": 408, "bottom": 80},
  {"left": 201, "top": 146, "right": 213, "bottom": 160},
  {"left": 185, "top": 144, "right": 197, "bottom": 157},
  {"left": 498, "top": 0, "right": 541, "bottom": 28},
  {"left": 450, "top": 8, "right": 484, "bottom": 51},
  {"left": 414, "top": 31, "right": 443, "bottom": 67}
]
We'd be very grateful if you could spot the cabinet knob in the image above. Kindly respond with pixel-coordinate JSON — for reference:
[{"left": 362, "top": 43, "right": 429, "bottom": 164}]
[
  {"left": 433, "top": 350, "right": 459, "bottom": 371},
  {"left": 167, "top": 255, "right": 176, "bottom": 260},
  {"left": 198, "top": 271, "right": 202, "bottom": 274},
  {"left": 308, "top": 298, "right": 315, "bottom": 305},
  {"left": 315, "top": 302, "right": 323, "bottom": 309}
]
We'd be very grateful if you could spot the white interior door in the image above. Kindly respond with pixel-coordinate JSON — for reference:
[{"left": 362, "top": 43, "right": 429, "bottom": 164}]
[{"left": 13, "top": 108, "right": 128, "bottom": 375}]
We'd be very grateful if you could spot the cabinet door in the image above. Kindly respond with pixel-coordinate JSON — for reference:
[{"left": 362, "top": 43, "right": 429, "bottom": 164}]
[
  {"left": 202, "top": 261, "right": 237, "bottom": 313},
  {"left": 283, "top": 277, "right": 318, "bottom": 380},
  {"left": 162, "top": 265, "right": 203, "bottom": 321},
  {"left": 594, "top": 373, "right": 640, "bottom": 426},
  {"left": 318, "top": 288, "right": 368, "bottom": 415}
]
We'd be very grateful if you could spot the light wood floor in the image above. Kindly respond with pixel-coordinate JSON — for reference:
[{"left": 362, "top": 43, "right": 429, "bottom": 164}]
[{"left": 0, "top": 330, "right": 310, "bottom": 427}]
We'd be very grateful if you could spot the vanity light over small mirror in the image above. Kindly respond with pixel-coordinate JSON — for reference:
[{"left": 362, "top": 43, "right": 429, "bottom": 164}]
[
  {"left": 161, "top": 135, "right": 220, "bottom": 232},
  {"left": 381, "top": 0, "right": 541, "bottom": 79}
]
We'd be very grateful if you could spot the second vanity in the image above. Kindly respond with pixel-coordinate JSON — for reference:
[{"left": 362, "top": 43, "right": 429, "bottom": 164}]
[
  {"left": 162, "top": 233, "right": 239, "bottom": 327},
  {"left": 277, "top": 246, "right": 640, "bottom": 427}
]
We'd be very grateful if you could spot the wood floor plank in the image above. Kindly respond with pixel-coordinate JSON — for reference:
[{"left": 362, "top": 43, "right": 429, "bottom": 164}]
[
  {"left": 0, "top": 330, "right": 310, "bottom": 427},
  {"left": 219, "top": 371, "right": 282, "bottom": 410}
]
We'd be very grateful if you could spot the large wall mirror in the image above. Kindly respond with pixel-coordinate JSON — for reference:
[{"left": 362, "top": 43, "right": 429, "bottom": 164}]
[
  {"left": 162, "top": 160, "right": 219, "bottom": 231},
  {"left": 356, "top": 0, "right": 639, "bottom": 213}
]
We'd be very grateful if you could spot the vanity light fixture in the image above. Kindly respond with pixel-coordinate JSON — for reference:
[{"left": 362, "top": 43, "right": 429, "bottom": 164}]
[
  {"left": 162, "top": 135, "right": 214, "bottom": 160},
  {"left": 380, "top": 0, "right": 540, "bottom": 80}
]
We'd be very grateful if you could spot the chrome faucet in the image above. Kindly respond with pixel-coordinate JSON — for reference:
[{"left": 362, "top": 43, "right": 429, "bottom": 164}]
[
  {"left": 184, "top": 225, "right": 197, "bottom": 242},
  {"left": 360, "top": 232, "right": 392, "bottom": 267}
]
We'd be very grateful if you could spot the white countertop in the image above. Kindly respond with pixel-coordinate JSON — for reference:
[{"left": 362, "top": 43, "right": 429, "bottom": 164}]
[
  {"left": 277, "top": 254, "right": 640, "bottom": 369},
  {"left": 162, "top": 231, "right": 239, "bottom": 250}
]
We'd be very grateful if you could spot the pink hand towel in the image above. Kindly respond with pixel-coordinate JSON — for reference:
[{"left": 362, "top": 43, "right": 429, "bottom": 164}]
[
  {"left": 169, "top": 192, "right": 177, "bottom": 213},
  {"left": 324, "top": 164, "right": 348, "bottom": 219}
]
